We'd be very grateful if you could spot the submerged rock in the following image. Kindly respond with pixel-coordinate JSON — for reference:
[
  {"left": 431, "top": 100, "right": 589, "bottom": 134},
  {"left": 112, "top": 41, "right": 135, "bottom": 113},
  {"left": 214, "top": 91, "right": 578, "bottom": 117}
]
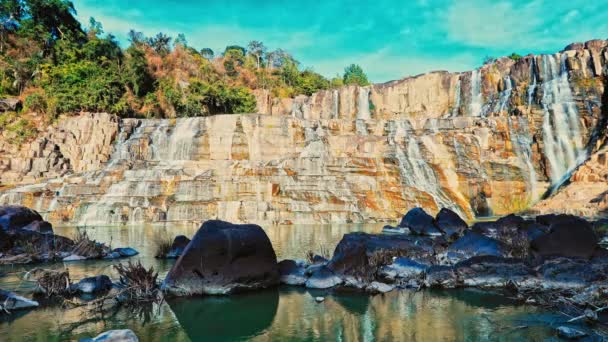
[
  {"left": 556, "top": 326, "right": 587, "bottom": 339},
  {"left": 114, "top": 247, "right": 139, "bottom": 258},
  {"left": 454, "top": 256, "right": 535, "bottom": 288},
  {"left": 82, "top": 329, "right": 139, "bottom": 342},
  {"left": 425, "top": 265, "right": 457, "bottom": 288},
  {"left": 162, "top": 220, "right": 279, "bottom": 295},
  {"left": 434, "top": 208, "right": 468, "bottom": 240},
  {"left": 0, "top": 289, "right": 39, "bottom": 311},
  {"left": 63, "top": 254, "right": 87, "bottom": 262},
  {"left": 399, "top": 207, "right": 443, "bottom": 236},
  {"left": 367, "top": 281, "right": 394, "bottom": 293},
  {"left": 71, "top": 275, "right": 112, "bottom": 294}
]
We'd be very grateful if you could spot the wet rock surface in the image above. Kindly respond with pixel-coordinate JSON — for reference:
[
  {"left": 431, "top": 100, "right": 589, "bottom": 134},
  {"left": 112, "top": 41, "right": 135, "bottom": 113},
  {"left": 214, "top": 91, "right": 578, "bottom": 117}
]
[
  {"left": 162, "top": 220, "right": 279, "bottom": 295},
  {"left": 82, "top": 329, "right": 139, "bottom": 342},
  {"left": 0, "top": 289, "right": 39, "bottom": 311},
  {"left": 167, "top": 235, "right": 190, "bottom": 259},
  {"left": 71, "top": 275, "right": 113, "bottom": 294}
]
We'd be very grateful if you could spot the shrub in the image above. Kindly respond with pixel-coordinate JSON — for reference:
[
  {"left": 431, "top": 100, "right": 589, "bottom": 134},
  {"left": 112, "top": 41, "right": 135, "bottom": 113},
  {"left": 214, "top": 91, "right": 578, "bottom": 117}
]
[{"left": 114, "top": 261, "right": 160, "bottom": 303}]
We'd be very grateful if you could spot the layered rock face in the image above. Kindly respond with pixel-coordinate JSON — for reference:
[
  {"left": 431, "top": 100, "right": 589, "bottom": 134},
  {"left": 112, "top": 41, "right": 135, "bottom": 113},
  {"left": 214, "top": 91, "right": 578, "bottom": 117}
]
[{"left": 0, "top": 40, "right": 607, "bottom": 225}]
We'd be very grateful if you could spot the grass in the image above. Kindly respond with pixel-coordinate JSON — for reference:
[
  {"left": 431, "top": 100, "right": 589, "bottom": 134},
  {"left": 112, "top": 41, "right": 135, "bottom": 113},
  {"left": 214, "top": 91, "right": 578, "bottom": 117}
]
[{"left": 154, "top": 235, "right": 173, "bottom": 259}]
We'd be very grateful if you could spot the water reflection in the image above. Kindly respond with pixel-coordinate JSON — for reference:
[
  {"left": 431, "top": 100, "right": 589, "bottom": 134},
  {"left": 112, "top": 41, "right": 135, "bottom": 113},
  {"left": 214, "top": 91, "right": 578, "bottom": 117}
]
[{"left": 0, "top": 224, "right": 567, "bottom": 341}]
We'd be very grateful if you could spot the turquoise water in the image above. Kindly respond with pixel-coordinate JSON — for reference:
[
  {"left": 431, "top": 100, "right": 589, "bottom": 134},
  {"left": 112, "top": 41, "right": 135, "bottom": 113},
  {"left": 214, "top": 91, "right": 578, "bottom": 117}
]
[{"left": 0, "top": 223, "right": 580, "bottom": 341}]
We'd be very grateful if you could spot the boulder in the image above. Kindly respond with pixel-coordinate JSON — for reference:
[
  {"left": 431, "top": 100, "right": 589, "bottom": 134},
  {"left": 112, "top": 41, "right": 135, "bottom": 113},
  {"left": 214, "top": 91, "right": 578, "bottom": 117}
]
[
  {"left": 538, "top": 257, "right": 608, "bottom": 289},
  {"left": 167, "top": 235, "right": 190, "bottom": 258},
  {"left": 305, "top": 266, "right": 343, "bottom": 289},
  {"left": 425, "top": 265, "right": 457, "bottom": 288},
  {"left": 399, "top": 207, "right": 442, "bottom": 236},
  {"left": 21, "top": 220, "right": 53, "bottom": 234},
  {"left": 71, "top": 275, "right": 112, "bottom": 294},
  {"left": 556, "top": 326, "right": 587, "bottom": 339},
  {"left": 531, "top": 218, "right": 598, "bottom": 258},
  {"left": 328, "top": 232, "right": 435, "bottom": 277},
  {"left": 472, "top": 214, "right": 524, "bottom": 239},
  {"left": 454, "top": 256, "right": 535, "bottom": 288},
  {"left": 379, "top": 257, "right": 429, "bottom": 280},
  {"left": 278, "top": 259, "right": 307, "bottom": 285},
  {"left": 0, "top": 289, "right": 39, "bottom": 311},
  {"left": 434, "top": 208, "right": 468, "bottom": 240},
  {"left": 382, "top": 225, "right": 410, "bottom": 234},
  {"left": 446, "top": 232, "right": 508, "bottom": 264},
  {"left": 162, "top": 220, "right": 279, "bottom": 295},
  {"left": 113, "top": 247, "right": 139, "bottom": 257},
  {"left": 82, "top": 329, "right": 139, "bottom": 342},
  {"left": 367, "top": 281, "right": 394, "bottom": 293},
  {"left": 0, "top": 205, "right": 44, "bottom": 231},
  {"left": 63, "top": 254, "right": 87, "bottom": 262},
  {"left": 0, "top": 98, "right": 22, "bottom": 112}
]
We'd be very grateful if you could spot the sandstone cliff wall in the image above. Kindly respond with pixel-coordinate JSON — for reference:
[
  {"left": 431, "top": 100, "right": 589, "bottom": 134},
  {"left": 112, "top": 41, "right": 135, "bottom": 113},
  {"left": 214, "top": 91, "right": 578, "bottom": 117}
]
[{"left": 0, "top": 40, "right": 607, "bottom": 224}]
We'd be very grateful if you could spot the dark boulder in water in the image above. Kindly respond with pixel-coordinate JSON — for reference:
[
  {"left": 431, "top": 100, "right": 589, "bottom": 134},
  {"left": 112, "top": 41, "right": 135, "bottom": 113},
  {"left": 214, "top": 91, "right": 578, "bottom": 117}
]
[
  {"left": 446, "top": 231, "right": 508, "bottom": 264},
  {"left": 71, "top": 275, "right": 113, "bottom": 294},
  {"left": 162, "top": 220, "right": 279, "bottom": 295},
  {"left": 0, "top": 205, "right": 44, "bottom": 232},
  {"left": 0, "top": 289, "right": 38, "bottom": 311},
  {"left": 167, "top": 235, "right": 191, "bottom": 258},
  {"left": 328, "top": 232, "right": 435, "bottom": 277},
  {"left": 21, "top": 220, "right": 53, "bottom": 234},
  {"left": 531, "top": 218, "right": 598, "bottom": 258},
  {"left": 454, "top": 256, "right": 535, "bottom": 288},
  {"left": 399, "top": 207, "right": 442, "bottom": 236},
  {"left": 434, "top": 208, "right": 468, "bottom": 240},
  {"left": 278, "top": 259, "right": 307, "bottom": 285}
]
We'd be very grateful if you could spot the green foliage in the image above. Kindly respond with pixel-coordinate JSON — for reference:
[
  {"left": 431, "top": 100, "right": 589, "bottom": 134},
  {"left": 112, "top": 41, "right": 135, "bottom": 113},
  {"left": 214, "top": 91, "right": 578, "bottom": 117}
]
[
  {"left": 0, "top": 111, "right": 37, "bottom": 145},
  {"left": 148, "top": 32, "right": 171, "bottom": 56},
  {"left": 23, "top": 92, "right": 46, "bottom": 112},
  {"left": 295, "top": 69, "right": 329, "bottom": 96},
  {"left": 509, "top": 53, "right": 522, "bottom": 62},
  {"left": 40, "top": 60, "right": 125, "bottom": 115},
  {"left": 124, "top": 46, "right": 154, "bottom": 97},
  {"left": 343, "top": 64, "right": 369, "bottom": 86}
]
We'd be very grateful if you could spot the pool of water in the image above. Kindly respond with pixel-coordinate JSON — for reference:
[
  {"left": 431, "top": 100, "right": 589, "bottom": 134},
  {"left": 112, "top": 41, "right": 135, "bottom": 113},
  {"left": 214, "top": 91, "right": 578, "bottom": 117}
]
[{"left": 0, "top": 223, "right": 578, "bottom": 341}]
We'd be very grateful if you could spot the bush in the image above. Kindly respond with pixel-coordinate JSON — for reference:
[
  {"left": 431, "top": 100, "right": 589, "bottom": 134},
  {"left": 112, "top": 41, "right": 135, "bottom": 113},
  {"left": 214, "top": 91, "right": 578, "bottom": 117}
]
[
  {"left": 24, "top": 92, "right": 47, "bottom": 113},
  {"left": 0, "top": 112, "right": 38, "bottom": 145}
]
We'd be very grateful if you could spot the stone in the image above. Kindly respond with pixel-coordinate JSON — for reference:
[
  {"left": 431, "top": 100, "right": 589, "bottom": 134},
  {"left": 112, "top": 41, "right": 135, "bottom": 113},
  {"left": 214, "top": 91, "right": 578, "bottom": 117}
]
[
  {"left": 328, "top": 232, "right": 435, "bottom": 277},
  {"left": 0, "top": 98, "right": 21, "bottom": 112},
  {"left": 167, "top": 235, "right": 190, "bottom": 258},
  {"left": 113, "top": 247, "right": 139, "bottom": 257},
  {"left": 531, "top": 218, "right": 598, "bottom": 258},
  {"left": 446, "top": 232, "right": 508, "bottom": 264},
  {"left": 21, "top": 220, "right": 53, "bottom": 234},
  {"left": 454, "top": 256, "right": 535, "bottom": 288},
  {"left": 0, "top": 289, "right": 39, "bottom": 311},
  {"left": 537, "top": 258, "right": 608, "bottom": 289},
  {"left": 305, "top": 266, "right": 343, "bottom": 289},
  {"left": 162, "top": 220, "right": 279, "bottom": 295},
  {"left": 82, "top": 329, "right": 139, "bottom": 342},
  {"left": 425, "top": 265, "right": 456, "bottom": 288},
  {"left": 103, "top": 251, "right": 121, "bottom": 260},
  {"left": 63, "top": 254, "right": 87, "bottom": 262},
  {"left": 379, "top": 257, "right": 429, "bottom": 280},
  {"left": 278, "top": 259, "right": 307, "bottom": 286},
  {"left": 368, "top": 281, "right": 394, "bottom": 293},
  {"left": 434, "top": 208, "right": 468, "bottom": 240},
  {"left": 382, "top": 225, "right": 410, "bottom": 234},
  {"left": 399, "top": 208, "right": 443, "bottom": 236},
  {"left": 71, "top": 275, "right": 112, "bottom": 294},
  {"left": 310, "top": 255, "right": 328, "bottom": 264},
  {"left": 0, "top": 205, "right": 44, "bottom": 231},
  {"left": 314, "top": 296, "right": 325, "bottom": 303},
  {"left": 556, "top": 326, "right": 587, "bottom": 339}
]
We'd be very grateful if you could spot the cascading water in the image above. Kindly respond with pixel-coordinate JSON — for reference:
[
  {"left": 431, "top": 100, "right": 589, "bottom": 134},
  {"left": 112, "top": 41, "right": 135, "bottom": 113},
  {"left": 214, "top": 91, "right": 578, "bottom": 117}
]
[
  {"left": 469, "top": 69, "right": 484, "bottom": 117},
  {"left": 540, "top": 53, "right": 586, "bottom": 188},
  {"left": 527, "top": 59, "right": 538, "bottom": 110},
  {"left": 451, "top": 77, "right": 462, "bottom": 117},
  {"left": 507, "top": 115, "right": 538, "bottom": 201},
  {"left": 389, "top": 121, "right": 467, "bottom": 218},
  {"left": 357, "top": 86, "right": 371, "bottom": 120},
  {"left": 496, "top": 76, "right": 513, "bottom": 113},
  {"left": 332, "top": 90, "right": 339, "bottom": 119}
]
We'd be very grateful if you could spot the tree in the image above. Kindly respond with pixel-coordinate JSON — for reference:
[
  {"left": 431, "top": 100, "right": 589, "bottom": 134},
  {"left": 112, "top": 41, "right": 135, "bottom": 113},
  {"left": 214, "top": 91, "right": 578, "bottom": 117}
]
[
  {"left": 87, "top": 16, "right": 103, "bottom": 38},
  {"left": 149, "top": 32, "right": 172, "bottom": 56},
  {"left": 127, "top": 29, "right": 145, "bottom": 47},
  {"left": 174, "top": 33, "right": 187, "bottom": 48},
  {"left": 247, "top": 40, "right": 266, "bottom": 69},
  {"left": 509, "top": 53, "right": 522, "bottom": 62},
  {"left": 124, "top": 46, "right": 154, "bottom": 97},
  {"left": 223, "top": 47, "right": 245, "bottom": 77},
  {"left": 200, "top": 47, "right": 214, "bottom": 59},
  {"left": 224, "top": 45, "right": 246, "bottom": 56},
  {"left": 21, "top": 0, "right": 83, "bottom": 42},
  {"left": 343, "top": 64, "right": 369, "bottom": 86}
]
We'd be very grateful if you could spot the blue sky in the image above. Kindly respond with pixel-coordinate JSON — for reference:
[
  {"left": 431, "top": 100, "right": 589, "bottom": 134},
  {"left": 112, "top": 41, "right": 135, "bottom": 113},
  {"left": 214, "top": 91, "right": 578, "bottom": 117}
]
[{"left": 73, "top": 0, "right": 608, "bottom": 83}]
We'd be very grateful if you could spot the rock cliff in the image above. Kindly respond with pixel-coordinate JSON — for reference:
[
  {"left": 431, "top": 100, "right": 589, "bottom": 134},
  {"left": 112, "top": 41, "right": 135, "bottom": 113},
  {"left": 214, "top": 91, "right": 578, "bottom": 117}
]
[{"left": 0, "top": 40, "right": 607, "bottom": 225}]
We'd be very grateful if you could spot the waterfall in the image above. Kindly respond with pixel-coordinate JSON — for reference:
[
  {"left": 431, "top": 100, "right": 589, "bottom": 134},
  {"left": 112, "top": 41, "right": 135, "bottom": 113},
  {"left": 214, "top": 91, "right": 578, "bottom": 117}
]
[
  {"left": 451, "top": 77, "right": 462, "bottom": 117},
  {"left": 390, "top": 121, "right": 466, "bottom": 217},
  {"left": 507, "top": 115, "right": 538, "bottom": 201},
  {"left": 469, "top": 69, "right": 484, "bottom": 117},
  {"left": 527, "top": 59, "right": 538, "bottom": 110},
  {"left": 357, "top": 86, "right": 371, "bottom": 120},
  {"left": 496, "top": 76, "right": 513, "bottom": 113},
  {"left": 332, "top": 90, "right": 339, "bottom": 119},
  {"left": 540, "top": 53, "right": 586, "bottom": 186}
]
